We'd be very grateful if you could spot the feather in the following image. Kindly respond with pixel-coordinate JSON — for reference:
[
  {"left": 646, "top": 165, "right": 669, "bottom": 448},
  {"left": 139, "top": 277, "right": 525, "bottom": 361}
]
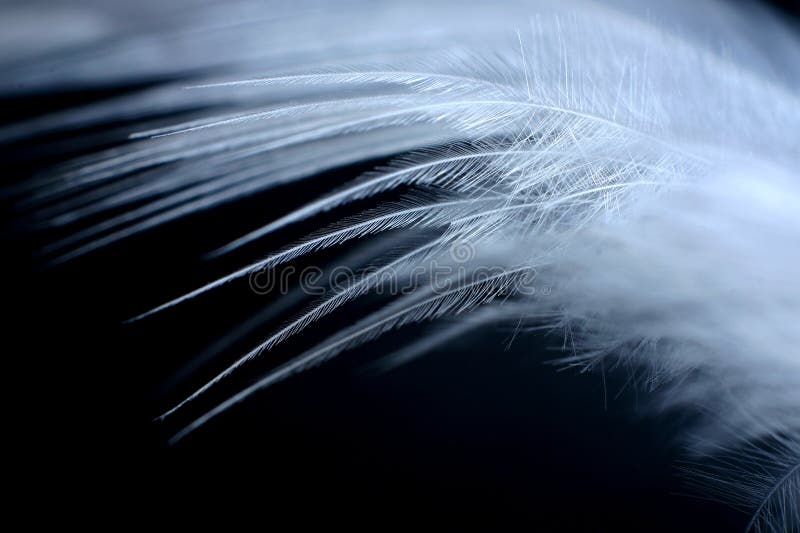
[
  {"left": 681, "top": 433, "right": 800, "bottom": 532},
  {"left": 4, "top": 0, "right": 800, "bottom": 528}
]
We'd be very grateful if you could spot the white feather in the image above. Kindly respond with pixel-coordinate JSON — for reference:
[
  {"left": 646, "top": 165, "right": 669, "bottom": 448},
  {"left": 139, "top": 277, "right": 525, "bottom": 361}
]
[{"left": 4, "top": 0, "right": 800, "bottom": 528}]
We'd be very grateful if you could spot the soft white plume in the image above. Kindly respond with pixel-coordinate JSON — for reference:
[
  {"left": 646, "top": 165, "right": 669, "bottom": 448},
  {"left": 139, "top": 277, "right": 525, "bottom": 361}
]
[{"left": 4, "top": 0, "right": 800, "bottom": 529}]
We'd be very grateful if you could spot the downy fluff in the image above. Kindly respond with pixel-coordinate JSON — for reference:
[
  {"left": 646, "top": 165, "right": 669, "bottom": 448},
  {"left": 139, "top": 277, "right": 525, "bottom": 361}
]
[{"left": 3, "top": 1, "right": 799, "bottom": 529}]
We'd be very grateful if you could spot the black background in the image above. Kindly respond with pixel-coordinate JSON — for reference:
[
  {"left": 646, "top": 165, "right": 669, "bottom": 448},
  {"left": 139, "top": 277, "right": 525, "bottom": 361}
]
[{"left": 3, "top": 2, "right": 798, "bottom": 529}]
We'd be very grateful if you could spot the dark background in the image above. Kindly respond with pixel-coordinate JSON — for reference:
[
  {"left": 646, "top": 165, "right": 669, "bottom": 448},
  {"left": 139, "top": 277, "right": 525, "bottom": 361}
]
[{"left": 3, "top": 1, "right": 798, "bottom": 529}]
